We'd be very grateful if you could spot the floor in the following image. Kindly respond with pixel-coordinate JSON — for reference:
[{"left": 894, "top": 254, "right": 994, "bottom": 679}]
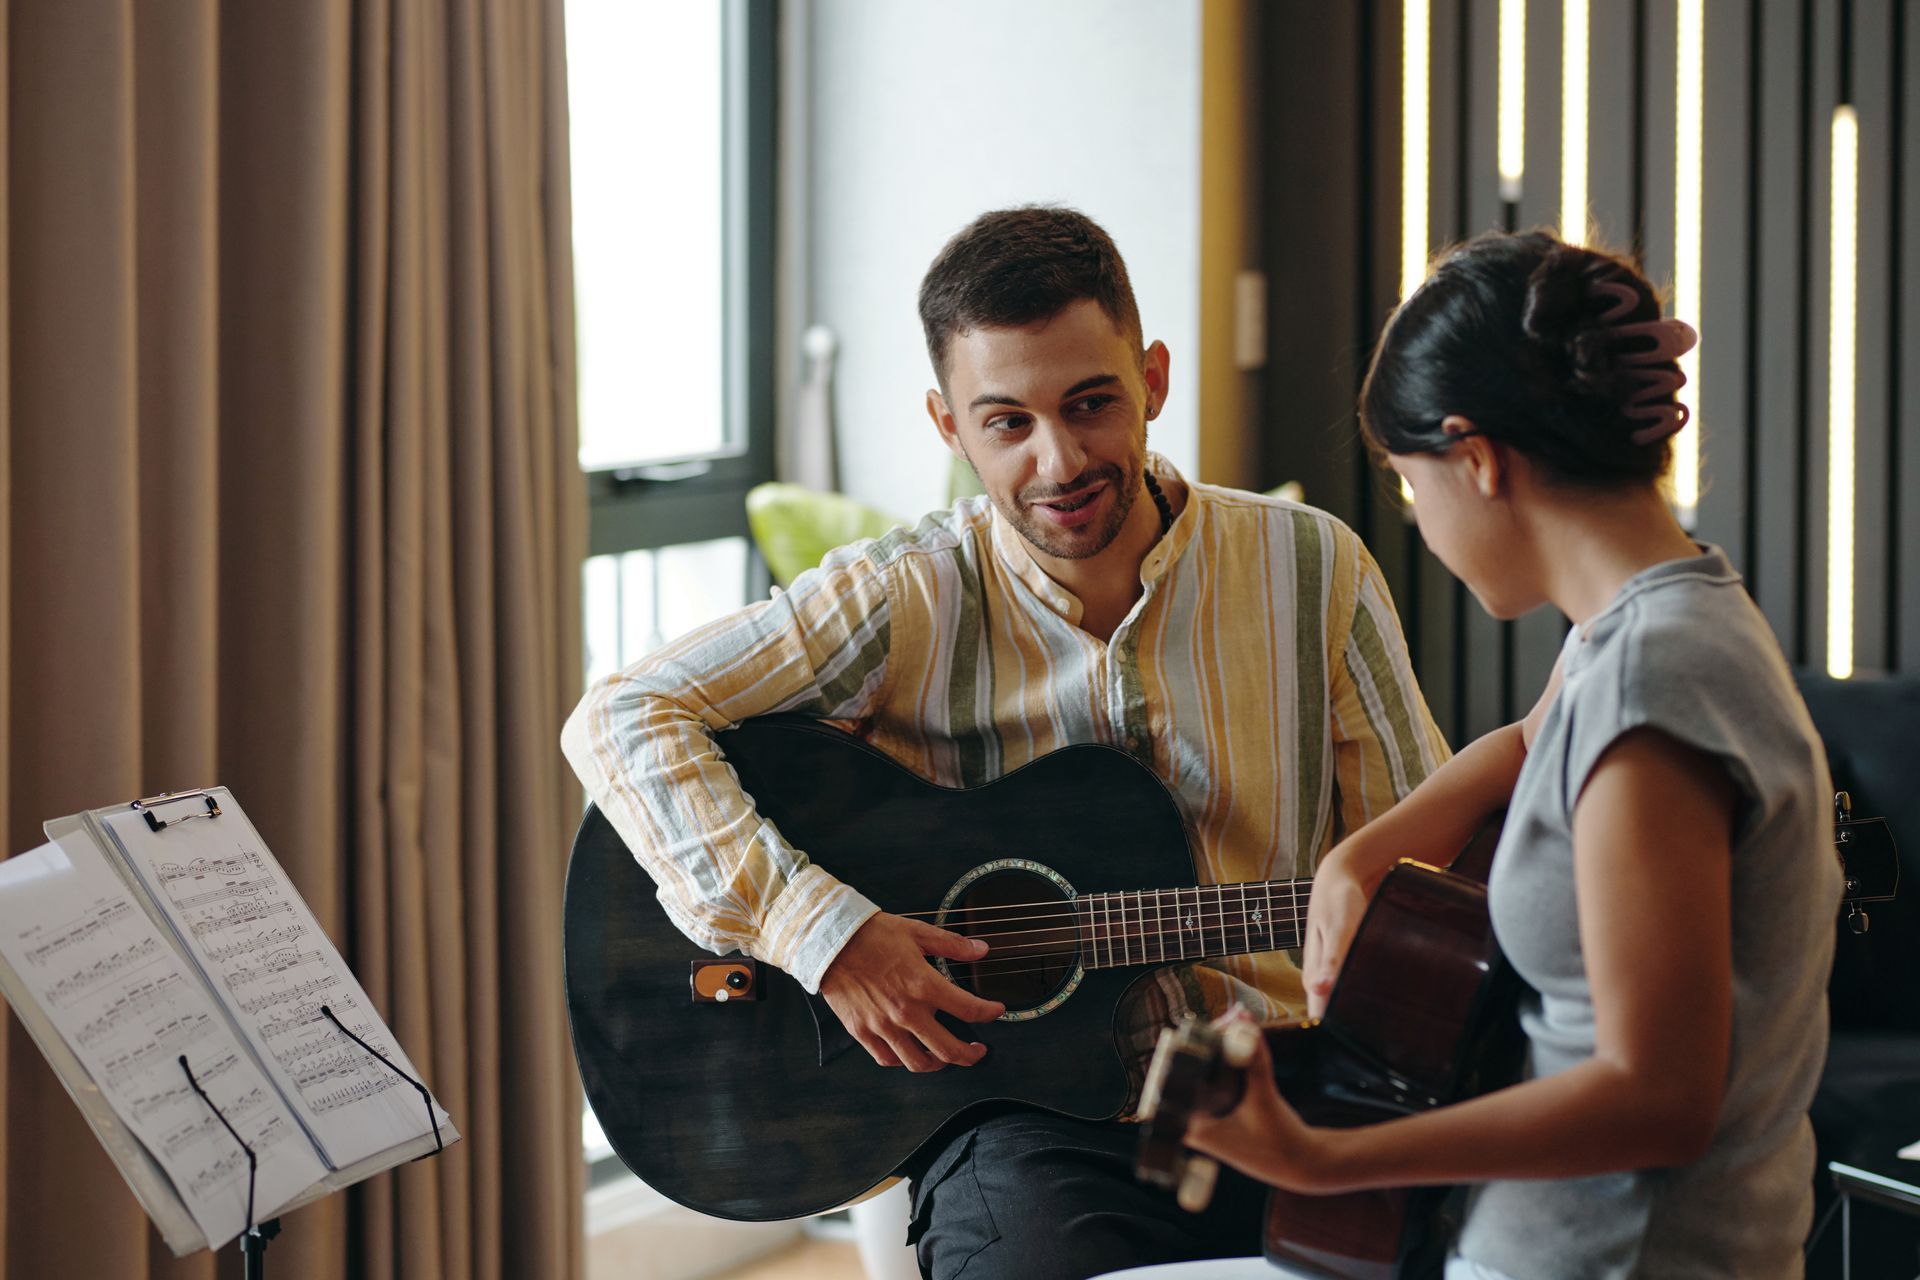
[{"left": 707, "top": 1237, "right": 864, "bottom": 1279}]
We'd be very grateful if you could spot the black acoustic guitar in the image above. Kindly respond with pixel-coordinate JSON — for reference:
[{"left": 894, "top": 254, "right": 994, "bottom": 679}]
[{"left": 564, "top": 715, "right": 1320, "bottom": 1221}]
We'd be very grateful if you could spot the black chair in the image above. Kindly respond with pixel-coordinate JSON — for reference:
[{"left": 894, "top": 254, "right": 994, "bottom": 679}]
[{"left": 1796, "top": 672, "right": 1920, "bottom": 1277}]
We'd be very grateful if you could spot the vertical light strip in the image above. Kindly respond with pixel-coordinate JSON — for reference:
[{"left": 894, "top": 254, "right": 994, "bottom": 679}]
[
  {"left": 1398, "top": 0, "right": 1431, "bottom": 508},
  {"left": 1400, "top": 0, "right": 1431, "bottom": 300},
  {"left": 1497, "top": 0, "right": 1526, "bottom": 201},
  {"left": 1672, "top": 0, "right": 1705, "bottom": 517},
  {"left": 1561, "top": 0, "right": 1589, "bottom": 242},
  {"left": 1826, "top": 105, "right": 1859, "bottom": 679}
]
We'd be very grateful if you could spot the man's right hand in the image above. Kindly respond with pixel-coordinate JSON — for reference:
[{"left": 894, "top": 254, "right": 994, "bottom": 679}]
[{"left": 819, "top": 913, "right": 1007, "bottom": 1072}]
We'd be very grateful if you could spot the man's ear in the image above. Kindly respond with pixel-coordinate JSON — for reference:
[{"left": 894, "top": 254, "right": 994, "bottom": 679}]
[
  {"left": 1440, "top": 414, "right": 1504, "bottom": 499},
  {"left": 927, "top": 389, "right": 968, "bottom": 460},
  {"left": 1141, "top": 340, "right": 1171, "bottom": 417}
]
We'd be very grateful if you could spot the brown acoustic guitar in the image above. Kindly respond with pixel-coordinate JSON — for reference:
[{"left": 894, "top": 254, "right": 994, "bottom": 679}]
[{"left": 1133, "top": 806, "right": 1901, "bottom": 1279}]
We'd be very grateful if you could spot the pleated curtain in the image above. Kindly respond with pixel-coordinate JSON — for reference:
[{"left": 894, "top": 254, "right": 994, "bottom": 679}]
[{"left": 1, "top": 1, "right": 586, "bottom": 1277}]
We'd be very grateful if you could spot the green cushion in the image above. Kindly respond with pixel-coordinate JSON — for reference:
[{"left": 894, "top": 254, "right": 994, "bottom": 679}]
[{"left": 746, "top": 483, "right": 904, "bottom": 587}]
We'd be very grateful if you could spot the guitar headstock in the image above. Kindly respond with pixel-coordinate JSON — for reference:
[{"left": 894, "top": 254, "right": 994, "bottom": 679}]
[
  {"left": 1134, "top": 1016, "right": 1263, "bottom": 1212},
  {"left": 1835, "top": 791, "right": 1900, "bottom": 934}
]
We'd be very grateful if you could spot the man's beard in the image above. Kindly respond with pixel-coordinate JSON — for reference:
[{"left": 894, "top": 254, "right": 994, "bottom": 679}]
[{"left": 999, "top": 459, "right": 1140, "bottom": 561}]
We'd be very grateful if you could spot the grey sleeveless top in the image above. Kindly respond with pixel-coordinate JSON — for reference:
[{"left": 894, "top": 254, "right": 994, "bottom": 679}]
[{"left": 1457, "top": 545, "right": 1841, "bottom": 1279}]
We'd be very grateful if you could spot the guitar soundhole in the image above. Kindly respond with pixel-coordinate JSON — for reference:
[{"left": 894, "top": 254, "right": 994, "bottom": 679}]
[{"left": 942, "top": 869, "right": 1082, "bottom": 1016}]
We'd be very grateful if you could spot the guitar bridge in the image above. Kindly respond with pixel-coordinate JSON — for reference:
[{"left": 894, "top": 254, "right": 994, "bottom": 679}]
[{"left": 691, "top": 959, "right": 760, "bottom": 1003}]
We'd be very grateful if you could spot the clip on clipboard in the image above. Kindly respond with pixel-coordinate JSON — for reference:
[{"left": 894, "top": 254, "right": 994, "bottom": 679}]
[{"left": 132, "top": 788, "right": 222, "bottom": 833}]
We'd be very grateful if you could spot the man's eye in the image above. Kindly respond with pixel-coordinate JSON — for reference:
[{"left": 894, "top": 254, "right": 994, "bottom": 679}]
[
  {"left": 987, "top": 415, "right": 1030, "bottom": 433},
  {"left": 1072, "top": 395, "right": 1117, "bottom": 414}
]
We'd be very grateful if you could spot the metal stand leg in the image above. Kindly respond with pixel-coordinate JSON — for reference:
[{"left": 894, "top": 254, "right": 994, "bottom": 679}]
[
  {"left": 240, "top": 1219, "right": 281, "bottom": 1280},
  {"left": 1842, "top": 1194, "right": 1851, "bottom": 1280}
]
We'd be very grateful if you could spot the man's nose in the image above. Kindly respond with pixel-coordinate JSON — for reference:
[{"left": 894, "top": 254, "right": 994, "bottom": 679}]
[{"left": 1031, "top": 419, "right": 1087, "bottom": 484}]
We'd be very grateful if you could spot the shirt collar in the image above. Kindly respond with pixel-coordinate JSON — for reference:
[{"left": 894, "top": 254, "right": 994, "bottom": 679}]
[{"left": 988, "top": 453, "right": 1196, "bottom": 625}]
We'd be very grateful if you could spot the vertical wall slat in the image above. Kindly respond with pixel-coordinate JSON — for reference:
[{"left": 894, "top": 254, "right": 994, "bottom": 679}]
[
  {"left": 1417, "top": 0, "right": 1468, "bottom": 743},
  {"left": 1365, "top": 0, "right": 1427, "bottom": 669},
  {"left": 1848, "top": 0, "right": 1893, "bottom": 673},
  {"left": 1804, "top": 0, "right": 1838, "bottom": 674},
  {"left": 1500, "top": 0, "right": 1568, "bottom": 711},
  {"left": 1695, "top": 0, "right": 1754, "bottom": 569},
  {"left": 1460, "top": 0, "right": 1508, "bottom": 739},
  {"left": 1260, "top": 3, "right": 1365, "bottom": 527},
  {"left": 1587, "top": 0, "right": 1641, "bottom": 249},
  {"left": 1750, "top": 0, "right": 1811, "bottom": 658},
  {"left": 1898, "top": 0, "right": 1920, "bottom": 671}
]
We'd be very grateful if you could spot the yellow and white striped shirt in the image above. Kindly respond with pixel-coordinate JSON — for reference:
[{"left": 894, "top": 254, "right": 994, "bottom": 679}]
[{"left": 563, "top": 457, "right": 1448, "bottom": 1054}]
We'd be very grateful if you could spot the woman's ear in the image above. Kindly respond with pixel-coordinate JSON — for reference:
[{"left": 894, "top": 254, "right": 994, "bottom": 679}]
[{"left": 1440, "top": 416, "right": 1505, "bottom": 500}]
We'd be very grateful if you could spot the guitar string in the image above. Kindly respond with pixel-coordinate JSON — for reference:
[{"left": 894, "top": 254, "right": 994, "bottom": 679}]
[
  {"left": 934, "top": 933, "right": 1309, "bottom": 983},
  {"left": 889, "top": 881, "right": 1312, "bottom": 924},
  {"left": 929, "top": 909, "right": 1312, "bottom": 960},
  {"left": 936, "top": 904, "right": 1311, "bottom": 947}
]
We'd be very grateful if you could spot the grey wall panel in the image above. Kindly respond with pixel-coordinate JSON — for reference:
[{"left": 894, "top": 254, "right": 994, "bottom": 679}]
[
  {"left": 1460, "top": 0, "right": 1509, "bottom": 738},
  {"left": 1695, "top": 0, "right": 1754, "bottom": 569},
  {"left": 1587, "top": 0, "right": 1642, "bottom": 250},
  {"left": 1899, "top": 0, "right": 1919, "bottom": 671},
  {"left": 1365, "top": 0, "right": 1418, "bottom": 624},
  {"left": 1750, "top": 0, "right": 1811, "bottom": 659},
  {"left": 1849, "top": 0, "right": 1894, "bottom": 673},
  {"left": 1803, "top": 0, "right": 1838, "bottom": 675},
  {"left": 1260, "top": 2, "right": 1364, "bottom": 527}
]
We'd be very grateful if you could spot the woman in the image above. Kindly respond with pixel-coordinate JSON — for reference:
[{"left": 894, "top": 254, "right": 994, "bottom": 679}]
[{"left": 1185, "top": 231, "right": 1841, "bottom": 1278}]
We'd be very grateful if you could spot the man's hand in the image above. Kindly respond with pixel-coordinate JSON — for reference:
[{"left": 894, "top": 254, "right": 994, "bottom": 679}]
[
  {"left": 1300, "top": 847, "right": 1373, "bottom": 1020},
  {"left": 819, "top": 913, "right": 1008, "bottom": 1071}
]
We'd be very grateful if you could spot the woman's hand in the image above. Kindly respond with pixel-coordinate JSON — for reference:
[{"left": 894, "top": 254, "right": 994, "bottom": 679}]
[
  {"left": 1300, "top": 846, "right": 1372, "bottom": 1019},
  {"left": 1183, "top": 1008, "right": 1333, "bottom": 1193}
]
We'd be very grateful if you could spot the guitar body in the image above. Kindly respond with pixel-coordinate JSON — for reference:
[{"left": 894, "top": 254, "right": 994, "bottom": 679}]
[
  {"left": 1133, "top": 822, "right": 1522, "bottom": 1280},
  {"left": 564, "top": 716, "right": 1209, "bottom": 1221},
  {"left": 1262, "top": 825, "right": 1522, "bottom": 1280}
]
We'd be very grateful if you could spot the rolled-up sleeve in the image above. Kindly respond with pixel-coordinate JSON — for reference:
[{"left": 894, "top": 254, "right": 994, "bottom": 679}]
[{"left": 561, "top": 542, "right": 898, "bottom": 992}]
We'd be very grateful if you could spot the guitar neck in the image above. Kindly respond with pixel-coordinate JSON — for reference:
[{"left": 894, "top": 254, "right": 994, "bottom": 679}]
[{"left": 1074, "top": 879, "right": 1311, "bottom": 970}]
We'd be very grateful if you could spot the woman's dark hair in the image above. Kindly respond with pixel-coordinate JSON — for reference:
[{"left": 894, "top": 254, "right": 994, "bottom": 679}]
[
  {"left": 1359, "top": 230, "right": 1681, "bottom": 487},
  {"left": 918, "top": 206, "right": 1142, "bottom": 389}
]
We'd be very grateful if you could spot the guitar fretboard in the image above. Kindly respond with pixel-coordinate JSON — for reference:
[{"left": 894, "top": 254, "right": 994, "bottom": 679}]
[{"left": 1073, "top": 880, "right": 1310, "bottom": 969}]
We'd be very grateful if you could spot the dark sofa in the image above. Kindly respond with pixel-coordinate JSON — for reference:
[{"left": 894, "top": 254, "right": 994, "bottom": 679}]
[{"left": 1796, "top": 672, "right": 1920, "bottom": 1276}]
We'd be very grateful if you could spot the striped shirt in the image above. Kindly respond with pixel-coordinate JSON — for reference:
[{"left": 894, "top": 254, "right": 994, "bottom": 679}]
[{"left": 562, "top": 456, "right": 1448, "bottom": 1060}]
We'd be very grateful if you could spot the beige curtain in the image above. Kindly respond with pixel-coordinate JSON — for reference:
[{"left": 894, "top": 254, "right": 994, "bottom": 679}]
[{"left": 1, "top": 1, "right": 586, "bottom": 1277}]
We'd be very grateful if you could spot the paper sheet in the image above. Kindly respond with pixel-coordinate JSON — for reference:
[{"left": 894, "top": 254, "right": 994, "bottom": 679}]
[
  {"left": 1899, "top": 1138, "right": 1920, "bottom": 1162},
  {"left": 103, "top": 798, "right": 444, "bottom": 1169},
  {"left": 0, "top": 837, "right": 325, "bottom": 1248}
]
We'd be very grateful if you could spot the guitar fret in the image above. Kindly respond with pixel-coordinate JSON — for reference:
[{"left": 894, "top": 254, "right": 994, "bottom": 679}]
[
  {"left": 1240, "top": 883, "right": 1251, "bottom": 955},
  {"left": 1155, "top": 888, "right": 1168, "bottom": 963}
]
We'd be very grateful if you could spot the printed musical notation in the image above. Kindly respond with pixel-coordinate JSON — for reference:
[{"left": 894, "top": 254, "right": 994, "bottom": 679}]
[
  {"left": 105, "top": 801, "right": 443, "bottom": 1171},
  {"left": 0, "top": 838, "right": 326, "bottom": 1250}
]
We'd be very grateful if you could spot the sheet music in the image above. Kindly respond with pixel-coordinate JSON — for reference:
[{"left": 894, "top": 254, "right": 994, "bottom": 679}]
[
  {"left": 0, "top": 836, "right": 325, "bottom": 1248},
  {"left": 104, "top": 797, "right": 445, "bottom": 1169}
]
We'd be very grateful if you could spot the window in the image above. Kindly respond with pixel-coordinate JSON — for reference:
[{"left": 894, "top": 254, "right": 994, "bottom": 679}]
[{"left": 570, "top": 0, "right": 775, "bottom": 680}]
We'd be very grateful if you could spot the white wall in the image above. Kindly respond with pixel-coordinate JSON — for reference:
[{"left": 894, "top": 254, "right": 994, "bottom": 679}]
[{"left": 797, "top": 0, "right": 1203, "bottom": 519}]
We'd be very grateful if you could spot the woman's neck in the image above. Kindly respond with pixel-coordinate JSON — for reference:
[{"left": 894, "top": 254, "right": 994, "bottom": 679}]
[{"left": 1528, "top": 484, "right": 1702, "bottom": 627}]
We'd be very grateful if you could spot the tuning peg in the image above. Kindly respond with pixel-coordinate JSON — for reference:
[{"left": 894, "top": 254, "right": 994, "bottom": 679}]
[
  {"left": 1176, "top": 1156, "right": 1220, "bottom": 1213},
  {"left": 1847, "top": 904, "right": 1870, "bottom": 935},
  {"left": 1835, "top": 791, "right": 1853, "bottom": 823},
  {"left": 1221, "top": 1019, "right": 1260, "bottom": 1068}
]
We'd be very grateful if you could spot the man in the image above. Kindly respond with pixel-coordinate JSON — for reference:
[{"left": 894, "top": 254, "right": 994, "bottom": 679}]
[{"left": 563, "top": 206, "right": 1446, "bottom": 1279}]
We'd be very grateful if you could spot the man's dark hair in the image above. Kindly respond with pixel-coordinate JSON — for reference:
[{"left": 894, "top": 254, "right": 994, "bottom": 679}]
[{"left": 918, "top": 206, "right": 1143, "bottom": 387}]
